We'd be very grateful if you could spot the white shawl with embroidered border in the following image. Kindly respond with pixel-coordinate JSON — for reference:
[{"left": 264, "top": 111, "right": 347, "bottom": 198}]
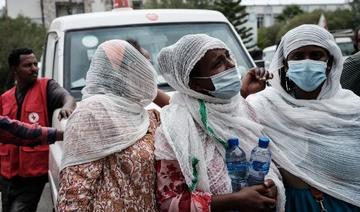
[{"left": 247, "top": 25, "right": 360, "bottom": 206}]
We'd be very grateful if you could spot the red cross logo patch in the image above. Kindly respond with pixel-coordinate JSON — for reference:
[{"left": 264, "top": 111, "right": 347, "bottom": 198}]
[{"left": 28, "top": 112, "right": 40, "bottom": 123}]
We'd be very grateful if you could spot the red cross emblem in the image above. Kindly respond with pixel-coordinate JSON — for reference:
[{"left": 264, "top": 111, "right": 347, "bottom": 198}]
[{"left": 28, "top": 112, "right": 40, "bottom": 123}]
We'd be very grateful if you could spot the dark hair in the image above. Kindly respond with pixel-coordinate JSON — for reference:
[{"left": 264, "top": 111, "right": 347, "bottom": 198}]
[
  {"left": 126, "top": 39, "right": 141, "bottom": 52},
  {"left": 8, "top": 48, "right": 34, "bottom": 68}
]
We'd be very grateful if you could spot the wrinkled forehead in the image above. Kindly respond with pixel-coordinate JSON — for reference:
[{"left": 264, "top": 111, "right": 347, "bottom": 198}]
[{"left": 19, "top": 53, "right": 37, "bottom": 63}]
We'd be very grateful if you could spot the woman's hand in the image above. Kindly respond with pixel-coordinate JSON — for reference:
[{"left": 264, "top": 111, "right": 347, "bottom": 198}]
[
  {"left": 58, "top": 107, "right": 74, "bottom": 120},
  {"left": 211, "top": 180, "right": 277, "bottom": 212},
  {"left": 263, "top": 179, "right": 277, "bottom": 199},
  {"left": 234, "top": 183, "right": 277, "bottom": 211},
  {"left": 58, "top": 95, "right": 76, "bottom": 120},
  {"left": 241, "top": 67, "right": 273, "bottom": 98}
]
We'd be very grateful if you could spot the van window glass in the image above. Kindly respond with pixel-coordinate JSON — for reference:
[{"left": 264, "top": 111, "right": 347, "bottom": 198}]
[
  {"left": 65, "top": 23, "right": 253, "bottom": 92},
  {"left": 337, "top": 41, "right": 355, "bottom": 56}
]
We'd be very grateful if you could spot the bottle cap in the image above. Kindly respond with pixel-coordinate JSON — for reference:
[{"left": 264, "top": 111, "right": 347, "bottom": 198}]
[
  {"left": 228, "top": 138, "right": 239, "bottom": 148},
  {"left": 259, "top": 137, "right": 270, "bottom": 148}
]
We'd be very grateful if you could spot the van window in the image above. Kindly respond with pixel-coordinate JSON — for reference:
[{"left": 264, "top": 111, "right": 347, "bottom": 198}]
[
  {"left": 64, "top": 22, "right": 253, "bottom": 96},
  {"left": 337, "top": 40, "right": 355, "bottom": 57}
]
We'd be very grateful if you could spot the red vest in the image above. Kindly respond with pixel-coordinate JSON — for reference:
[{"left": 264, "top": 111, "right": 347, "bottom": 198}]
[{"left": 0, "top": 78, "right": 50, "bottom": 179}]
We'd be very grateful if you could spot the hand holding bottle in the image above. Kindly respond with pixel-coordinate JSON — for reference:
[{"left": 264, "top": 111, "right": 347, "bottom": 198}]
[
  {"left": 211, "top": 183, "right": 277, "bottom": 212},
  {"left": 263, "top": 179, "right": 277, "bottom": 200},
  {"left": 231, "top": 183, "right": 276, "bottom": 211}
]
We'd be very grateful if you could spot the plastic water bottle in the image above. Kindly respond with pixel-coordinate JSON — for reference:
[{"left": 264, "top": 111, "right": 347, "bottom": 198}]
[
  {"left": 247, "top": 137, "right": 271, "bottom": 186},
  {"left": 226, "top": 138, "right": 248, "bottom": 192}
]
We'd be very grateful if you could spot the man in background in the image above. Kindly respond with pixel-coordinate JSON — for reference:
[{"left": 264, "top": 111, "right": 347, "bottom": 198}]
[{"left": 0, "top": 48, "right": 76, "bottom": 212}]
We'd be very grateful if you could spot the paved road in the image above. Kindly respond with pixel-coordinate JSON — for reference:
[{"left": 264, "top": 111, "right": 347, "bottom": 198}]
[{"left": 0, "top": 183, "right": 53, "bottom": 212}]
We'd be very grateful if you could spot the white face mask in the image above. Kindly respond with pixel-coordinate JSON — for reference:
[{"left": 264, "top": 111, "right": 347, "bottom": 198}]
[
  {"left": 194, "top": 67, "right": 242, "bottom": 99},
  {"left": 287, "top": 59, "right": 327, "bottom": 92}
]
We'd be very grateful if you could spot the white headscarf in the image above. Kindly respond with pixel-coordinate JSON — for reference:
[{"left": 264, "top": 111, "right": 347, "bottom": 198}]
[
  {"left": 61, "top": 40, "right": 157, "bottom": 169},
  {"left": 247, "top": 25, "right": 360, "bottom": 206},
  {"left": 155, "top": 34, "right": 285, "bottom": 210}
]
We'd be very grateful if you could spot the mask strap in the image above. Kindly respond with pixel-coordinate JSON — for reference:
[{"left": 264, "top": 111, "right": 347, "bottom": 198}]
[
  {"left": 192, "top": 76, "right": 210, "bottom": 80},
  {"left": 198, "top": 99, "right": 228, "bottom": 149}
]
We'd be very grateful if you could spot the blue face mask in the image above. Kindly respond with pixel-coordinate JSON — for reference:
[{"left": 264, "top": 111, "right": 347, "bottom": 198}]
[
  {"left": 287, "top": 59, "right": 327, "bottom": 92},
  {"left": 194, "top": 67, "right": 241, "bottom": 99}
]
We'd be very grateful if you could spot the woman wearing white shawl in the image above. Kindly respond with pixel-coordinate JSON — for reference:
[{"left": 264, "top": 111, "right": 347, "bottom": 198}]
[
  {"left": 155, "top": 34, "right": 285, "bottom": 211},
  {"left": 57, "top": 40, "right": 160, "bottom": 211},
  {"left": 247, "top": 25, "right": 360, "bottom": 211}
]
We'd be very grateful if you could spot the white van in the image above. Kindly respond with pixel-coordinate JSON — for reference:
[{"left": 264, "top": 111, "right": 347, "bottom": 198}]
[
  {"left": 41, "top": 9, "right": 255, "bottom": 209},
  {"left": 335, "top": 37, "right": 355, "bottom": 60}
]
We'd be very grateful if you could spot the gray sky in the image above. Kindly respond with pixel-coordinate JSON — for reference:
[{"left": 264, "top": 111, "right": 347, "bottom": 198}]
[{"left": 0, "top": 0, "right": 4, "bottom": 8}]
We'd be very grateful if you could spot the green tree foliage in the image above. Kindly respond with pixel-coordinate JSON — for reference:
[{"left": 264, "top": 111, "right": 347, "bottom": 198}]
[
  {"left": 187, "top": 0, "right": 213, "bottom": 9},
  {"left": 144, "top": 0, "right": 213, "bottom": 9},
  {"left": 277, "top": 9, "right": 355, "bottom": 41},
  {"left": 258, "top": 8, "right": 356, "bottom": 49},
  {"left": 0, "top": 16, "right": 46, "bottom": 93},
  {"left": 276, "top": 10, "right": 322, "bottom": 41},
  {"left": 144, "top": 0, "right": 187, "bottom": 8},
  {"left": 326, "top": 9, "right": 356, "bottom": 30},
  {"left": 351, "top": 0, "right": 360, "bottom": 26},
  {"left": 214, "top": 0, "right": 253, "bottom": 48},
  {"left": 257, "top": 23, "right": 282, "bottom": 49},
  {"left": 275, "top": 5, "right": 304, "bottom": 23}
]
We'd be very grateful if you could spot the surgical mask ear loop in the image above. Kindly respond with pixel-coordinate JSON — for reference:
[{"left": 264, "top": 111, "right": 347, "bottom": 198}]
[{"left": 279, "top": 63, "right": 293, "bottom": 94}]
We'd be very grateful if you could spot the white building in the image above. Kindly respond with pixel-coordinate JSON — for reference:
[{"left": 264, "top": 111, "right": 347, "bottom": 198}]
[
  {"left": 6, "top": 0, "right": 43, "bottom": 24},
  {"left": 5, "top": 0, "right": 113, "bottom": 28},
  {"left": 242, "top": 0, "right": 351, "bottom": 28},
  {"left": 240, "top": 0, "right": 351, "bottom": 47}
]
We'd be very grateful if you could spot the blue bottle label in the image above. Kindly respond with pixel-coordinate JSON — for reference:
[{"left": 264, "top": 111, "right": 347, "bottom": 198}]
[
  {"left": 227, "top": 162, "right": 248, "bottom": 171},
  {"left": 250, "top": 161, "right": 270, "bottom": 172}
]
